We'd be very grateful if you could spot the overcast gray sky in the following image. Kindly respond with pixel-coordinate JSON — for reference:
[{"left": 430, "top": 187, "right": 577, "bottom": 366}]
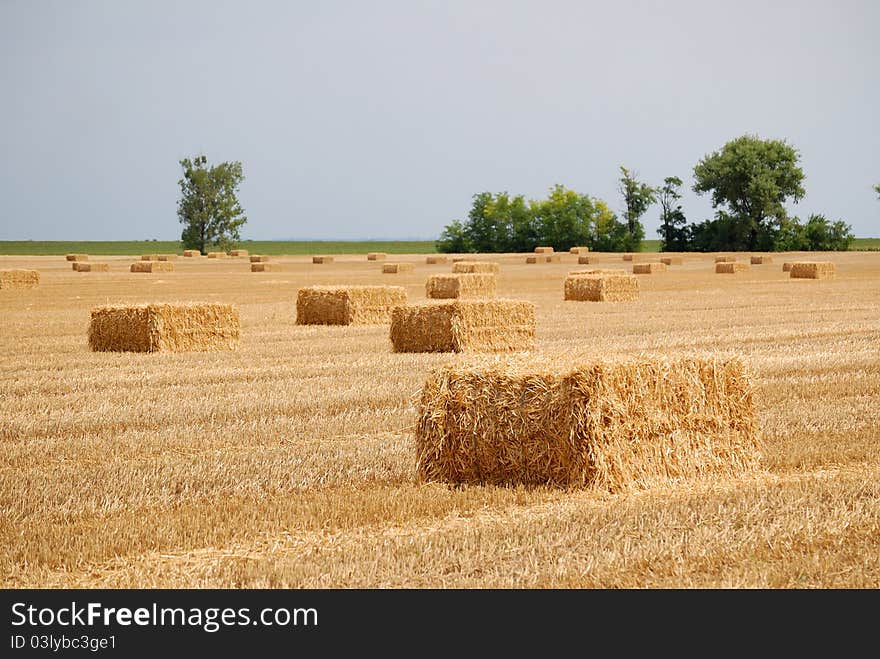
[{"left": 1, "top": 0, "right": 878, "bottom": 241}]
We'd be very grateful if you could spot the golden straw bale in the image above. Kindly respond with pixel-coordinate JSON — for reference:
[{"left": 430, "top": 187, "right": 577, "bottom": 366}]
[
  {"left": 414, "top": 352, "right": 760, "bottom": 490},
  {"left": 714, "top": 255, "right": 737, "bottom": 263},
  {"left": 632, "top": 262, "right": 667, "bottom": 274},
  {"left": 65, "top": 254, "right": 88, "bottom": 261},
  {"left": 569, "top": 246, "right": 589, "bottom": 254},
  {"left": 534, "top": 246, "right": 554, "bottom": 253},
  {"left": 782, "top": 262, "right": 794, "bottom": 272},
  {"left": 312, "top": 256, "right": 334, "bottom": 264},
  {"left": 425, "top": 273, "right": 496, "bottom": 299},
  {"left": 390, "top": 299, "right": 535, "bottom": 353},
  {"left": 367, "top": 252, "right": 387, "bottom": 260},
  {"left": 789, "top": 261, "right": 835, "bottom": 279},
  {"left": 622, "top": 254, "right": 634, "bottom": 261},
  {"left": 0, "top": 269, "right": 40, "bottom": 289},
  {"left": 141, "top": 254, "right": 160, "bottom": 261},
  {"left": 250, "top": 263, "right": 279, "bottom": 272},
  {"left": 715, "top": 262, "right": 749, "bottom": 273},
  {"left": 88, "top": 303, "right": 239, "bottom": 353},
  {"left": 564, "top": 273, "right": 639, "bottom": 301},
  {"left": 451, "top": 257, "right": 469, "bottom": 262},
  {"left": 158, "top": 254, "right": 177, "bottom": 261},
  {"left": 207, "top": 252, "right": 227, "bottom": 259},
  {"left": 73, "top": 262, "right": 109, "bottom": 272},
  {"left": 296, "top": 285, "right": 407, "bottom": 325},
  {"left": 383, "top": 262, "right": 415, "bottom": 273},
  {"left": 750, "top": 255, "right": 773, "bottom": 265},
  {"left": 130, "top": 261, "right": 174, "bottom": 273},
  {"left": 183, "top": 250, "right": 201, "bottom": 257},
  {"left": 452, "top": 261, "right": 499, "bottom": 273},
  {"left": 660, "top": 256, "right": 683, "bottom": 265},
  {"left": 425, "top": 255, "right": 448, "bottom": 265},
  {"left": 250, "top": 255, "right": 270, "bottom": 262},
  {"left": 229, "top": 249, "right": 249, "bottom": 257},
  {"left": 577, "top": 255, "right": 593, "bottom": 264}
]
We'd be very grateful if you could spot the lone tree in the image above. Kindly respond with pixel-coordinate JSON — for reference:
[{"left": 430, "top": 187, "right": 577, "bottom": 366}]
[
  {"left": 177, "top": 155, "right": 248, "bottom": 254},
  {"left": 618, "top": 166, "right": 656, "bottom": 252},
  {"left": 693, "top": 135, "right": 805, "bottom": 251},
  {"left": 657, "top": 176, "right": 689, "bottom": 251},
  {"left": 875, "top": 182, "right": 880, "bottom": 200}
]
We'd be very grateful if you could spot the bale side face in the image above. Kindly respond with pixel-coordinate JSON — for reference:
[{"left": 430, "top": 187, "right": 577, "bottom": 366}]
[
  {"left": 296, "top": 285, "right": 407, "bottom": 325},
  {"left": 660, "top": 256, "right": 683, "bottom": 265},
  {"left": 415, "top": 354, "right": 760, "bottom": 490},
  {"left": 73, "top": 262, "right": 109, "bottom": 272},
  {"left": 383, "top": 262, "right": 415, "bottom": 273},
  {"left": 564, "top": 274, "right": 639, "bottom": 302},
  {"left": 577, "top": 255, "right": 592, "bottom": 264},
  {"left": 451, "top": 261, "right": 500, "bottom": 274},
  {"left": 0, "top": 269, "right": 40, "bottom": 289},
  {"left": 425, "top": 255, "right": 448, "bottom": 264},
  {"left": 425, "top": 273, "right": 496, "bottom": 299},
  {"left": 715, "top": 262, "right": 749, "bottom": 273},
  {"left": 390, "top": 299, "right": 535, "bottom": 353},
  {"left": 65, "top": 254, "right": 88, "bottom": 261},
  {"left": 88, "top": 303, "right": 239, "bottom": 352},
  {"left": 366, "top": 252, "right": 387, "bottom": 260},
  {"left": 534, "top": 246, "right": 554, "bottom": 253},
  {"left": 790, "top": 261, "right": 835, "bottom": 279},
  {"left": 312, "top": 256, "right": 334, "bottom": 263},
  {"left": 782, "top": 262, "right": 794, "bottom": 272},
  {"left": 569, "top": 246, "right": 589, "bottom": 254},
  {"left": 250, "top": 263, "right": 278, "bottom": 272},
  {"left": 750, "top": 255, "right": 773, "bottom": 264},
  {"left": 632, "top": 262, "right": 667, "bottom": 274},
  {"left": 131, "top": 261, "right": 174, "bottom": 273},
  {"left": 250, "top": 255, "right": 270, "bottom": 262},
  {"left": 183, "top": 250, "right": 201, "bottom": 257}
]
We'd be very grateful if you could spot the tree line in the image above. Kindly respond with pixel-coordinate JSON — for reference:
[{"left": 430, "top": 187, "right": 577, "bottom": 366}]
[{"left": 437, "top": 134, "right": 865, "bottom": 253}]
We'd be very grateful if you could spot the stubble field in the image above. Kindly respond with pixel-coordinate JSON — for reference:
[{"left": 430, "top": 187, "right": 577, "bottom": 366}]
[{"left": 2, "top": 250, "right": 879, "bottom": 588}]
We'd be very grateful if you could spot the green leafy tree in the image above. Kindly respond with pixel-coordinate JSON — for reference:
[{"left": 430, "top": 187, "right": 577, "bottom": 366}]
[
  {"left": 435, "top": 220, "right": 472, "bottom": 253},
  {"left": 875, "top": 183, "right": 880, "bottom": 200},
  {"left": 656, "top": 176, "right": 690, "bottom": 251},
  {"left": 177, "top": 155, "right": 248, "bottom": 254},
  {"left": 618, "top": 166, "right": 656, "bottom": 252},
  {"left": 692, "top": 134, "right": 805, "bottom": 250},
  {"left": 803, "top": 213, "right": 855, "bottom": 251}
]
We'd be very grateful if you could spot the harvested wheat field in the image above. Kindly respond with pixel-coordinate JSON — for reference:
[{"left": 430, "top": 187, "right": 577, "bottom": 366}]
[{"left": 1, "top": 250, "right": 879, "bottom": 588}]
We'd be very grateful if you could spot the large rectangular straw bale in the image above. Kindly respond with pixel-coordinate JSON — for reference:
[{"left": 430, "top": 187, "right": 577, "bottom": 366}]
[
  {"left": 130, "top": 261, "right": 174, "bottom": 273},
  {"left": 415, "top": 353, "right": 760, "bottom": 491},
  {"left": 632, "top": 262, "right": 667, "bottom": 274},
  {"left": 577, "top": 255, "right": 592, "bottom": 264},
  {"left": 660, "top": 256, "right": 683, "bottom": 265},
  {"left": 0, "top": 269, "right": 40, "bottom": 289},
  {"left": 158, "top": 254, "right": 177, "bottom": 261},
  {"left": 367, "top": 252, "right": 387, "bottom": 260},
  {"left": 183, "top": 250, "right": 201, "bottom": 257},
  {"left": 569, "top": 246, "right": 589, "bottom": 254},
  {"left": 73, "top": 262, "right": 109, "bottom": 272},
  {"left": 383, "top": 262, "right": 415, "bottom": 273},
  {"left": 312, "top": 256, "right": 334, "bottom": 264},
  {"left": 250, "top": 255, "right": 270, "bottom": 262},
  {"left": 714, "top": 255, "right": 737, "bottom": 263},
  {"left": 88, "top": 303, "right": 239, "bottom": 352},
  {"left": 715, "top": 262, "right": 749, "bottom": 273},
  {"left": 141, "top": 254, "right": 160, "bottom": 261},
  {"left": 207, "top": 252, "right": 227, "bottom": 259},
  {"left": 622, "top": 253, "right": 634, "bottom": 261},
  {"left": 782, "top": 262, "right": 794, "bottom": 272},
  {"left": 750, "top": 255, "right": 773, "bottom": 264},
  {"left": 65, "top": 254, "right": 88, "bottom": 261},
  {"left": 425, "top": 273, "right": 496, "bottom": 299},
  {"left": 452, "top": 261, "right": 500, "bottom": 273},
  {"left": 390, "top": 299, "right": 535, "bottom": 353},
  {"left": 789, "top": 261, "right": 835, "bottom": 279},
  {"left": 250, "top": 263, "right": 279, "bottom": 272},
  {"left": 296, "top": 285, "right": 407, "bottom": 325},
  {"left": 564, "top": 273, "right": 639, "bottom": 301},
  {"left": 229, "top": 249, "right": 249, "bottom": 257},
  {"left": 426, "top": 255, "right": 448, "bottom": 264},
  {"left": 534, "top": 246, "right": 554, "bottom": 253}
]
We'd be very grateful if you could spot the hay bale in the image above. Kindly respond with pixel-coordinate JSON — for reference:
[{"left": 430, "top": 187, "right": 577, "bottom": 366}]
[
  {"left": 183, "top": 250, "right": 201, "bottom": 257},
  {"left": 383, "top": 262, "right": 415, "bottom": 273},
  {"left": 312, "top": 256, "right": 334, "bottom": 264},
  {"left": 782, "top": 262, "right": 794, "bottom": 272},
  {"left": 534, "top": 246, "right": 554, "bottom": 253},
  {"left": 715, "top": 262, "right": 749, "bottom": 274},
  {"left": 250, "top": 263, "right": 279, "bottom": 272},
  {"left": 789, "top": 261, "right": 835, "bottom": 279},
  {"left": 622, "top": 254, "right": 634, "bottom": 261},
  {"left": 452, "top": 261, "right": 499, "bottom": 274},
  {"left": 0, "top": 269, "right": 40, "bottom": 289},
  {"left": 390, "top": 299, "right": 535, "bottom": 353},
  {"left": 526, "top": 254, "right": 560, "bottom": 264},
  {"left": 750, "top": 255, "right": 773, "bottom": 265},
  {"left": 229, "top": 249, "right": 249, "bottom": 257},
  {"left": 73, "top": 262, "right": 109, "bottom": 272},
  {"left": 65, "top": 254, "right": 88, "bottom": 262},
  {"left": 660, "top": 256, "right": 683, "bottom": 265},
  {"left": 207, "top": 252, "right": 227, "bottom": 259},
  {"left": 130, "top": 261, "right": 174, "bottom": 273},
  {"left": 451, "top": 257, "right": 469, "bottom": 262},
  {"left": 141, "top": 254, "right": 160, "bottom": 261},
  {"left": 158, "top": 254, "right": 177, "bottom": 261},
  {"left": 426, "top": 273, "right": 496, "bottom": 299},
  {"left": 414, "top": 352, "right": 760, "bottom": 490},
  {"left": 425, "top": 255, "right": 448, "bottom": 265},
  {"left": 296, "top": 285, "right": 407, "bottom": 325},
  {"left": 569, "top": 246, "right": 589, "bottom": 254},
  {"left": 564, "top": 273, "right": 639, "bottom": 302},
  {"left": 714, "top": 255, "right": 737, "bottom": 263},
  {"left": 367, "top": 252, "right": 387, "bottom": 260},
  {"left": 250, "top": 255, "right": 270, "bottom": 262},
  {"left": 632, "top": 262, "right": 667, "bottom": 274},
  {"left": 88, "top": 303, "right": 239, "bottom": 353},
  {"left": 577, "top": 255, "right": 593, "bottom": 264}
]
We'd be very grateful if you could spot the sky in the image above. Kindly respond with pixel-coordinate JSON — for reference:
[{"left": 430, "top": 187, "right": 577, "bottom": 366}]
[{"left": 1, "top": 0, "right": 878, "bottom": 241}]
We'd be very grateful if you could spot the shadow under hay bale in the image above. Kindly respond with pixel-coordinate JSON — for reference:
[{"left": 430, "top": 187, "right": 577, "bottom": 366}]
[
  {"left": 0, "top": 269, "right": 40, "bottom": 289},
  {"left": 250, "top": 255, "right": 270, "bottom": 262},
  {"left": 660, "top": 256, "right": 683, "bottom": 265},
  {"left": 451, "top": 261, "right": 499, "bottom": 274},
  {"left": 790, "top": 261, "right": 835, "bottom": 279},
  {"left": 131, "top": 261, "right": 174, "bottom": 273},
  {"left": 564, "top": 273, "right": 639, "bottom": 301},
  {"left": 367, "top": 252, "right": 387, "bottom": 260},
  {"left": 750, "top": 255, "right": 773, "bottom": 265},
  {"left": 88, "top": 303, "right": 240, "bottom": 353},
  {"left": 312, "top": 256, "right": 334, "bottom": 264},
  {"left": 250, "top": 263, "right": 279, "bottom": 272},
  {"left": 73, "top": 262, "right": 109, "bottom": 272},
  {"left": 415, "top": 353, "right": 760, "bottom": 491},
  {"left": 383, "top": 262, "right": 414, "bottom": 273},
  {"left": 632, "top": 262, "right": 667, "bottom": 274},
  {"left": 425, "top": 255, "right": 448, "bottom": 265},
  {"left": 296, "top": 285, "right": 407, "bottom": 325},
  {"left": 390, "top": 299, "right": 535, "bottom": 353},
  {"left": 425, "top": 273, "right": 496, "bottom": 299},
  {"left": 715, "top": 262, "right": 749, "bottom": 274}
]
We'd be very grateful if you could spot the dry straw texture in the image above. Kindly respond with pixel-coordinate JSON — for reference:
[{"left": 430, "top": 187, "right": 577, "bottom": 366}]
[
  {"left": 250, "top": 263, "right": 279, "bottom": 272},
  {"left": 141, "top": 254, "right": 160, "bottom": 261},
  {"left": 425, "top": 255, "right": 448, "bottom": 265},
  {"left": 714, "top": 256, "right": 737, "bottom": 263},
  {"left": 415, "top": 352, "right": 760, "bottom": 491},
  {"left": 88, "top": 303, "right": 240, "bottom": 353},
  {"left": 296, "top": 285, "right": 407, "bottom": 325},
  {"left": 229, "top": 250, "right": 249, "bottom": 257},
  {"left": 715, "top": 262, "right": 749, "bottom": 274},
  {"left": 782, "top": 262, "right": 794, "bottom": 272},
  {"left": 250, "top": 255, "right": 270, "bottom": 262},
  {"left": 0, "top": 269, "right": 40, "bottom": 289},
  {"left": 452, "top": 261, "right": 500, "bottom": 274},
  {"left": 534, "top": 246, "right": 554, "bottom": 253},
  {"left": 312, "top": 256, "right": 334, "bottom": 264},
  {"left": 130, "top": 261, "right": 174, "bottom": 273},
  {"left": 569, "top": 246, "right": 589, "bottom": 254},
  {"left": 577, "top": 255, "right": 592, "bottom": 264},
  {"left": 632, "top": 262, "right": 667, "bottom": 274},
  {"left": 660, "top": 256, "right": 683, "bottom": 265},
  {"left": 207, "top": 252, "right": 226, "bottom": 259},
  {"left": 73, "top": 262, "right": 109, "bottom": 272},
  {"left": 382, "top": 262, "right": 414, "bottom": 274},
  {"left": 564, "top": 273, "right": 639, "bottom": 302},
  {"left": 158, "top": 255, "right": 177, "bottom": 261},
  {"left": 182, "top": 250, "right": 201, "bottom": 257},
  {"left": 750, "top": 255, "right": 773, "bottom": 265},
  {"left": 390, "top": 299, "right": 535, "bottom": 353},
  {"left": 790, "top": 261, "right": 835, "bottom": 279},
  {"left": 367, "top": 252, "right": 387, "bottom": 260},
  {"left": 65, "top": 254, "right": 88, "bottom": 261},
  {"left": 425, "top": 273, "right": 496, "bottom": 299}
]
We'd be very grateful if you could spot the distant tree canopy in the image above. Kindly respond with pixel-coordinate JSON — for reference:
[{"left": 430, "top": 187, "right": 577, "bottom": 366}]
[
  {"left": 177, "top": 155, "right": 248, "bottom": 254},
  {"left": 875, "top": 182, "right": 880, "bottom": 200},
  {"left": 618, "top": 166, "right": 656, "bottom": 252},
  {"left": 656, "top": 176, "right": 689, "bottom": 252}
]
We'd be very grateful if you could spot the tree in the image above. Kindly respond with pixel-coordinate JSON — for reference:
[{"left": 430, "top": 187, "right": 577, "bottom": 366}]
[
  {"left": 656, "top": 176, "right": 690, "bottom": 251},
  {"left": 618, "top": 166, "right": 656, "bottom": 252},
  {"left": 530, "top": 185, "right": 599, "bottom": 251},
  {"left": 875, "top": 183, "right": 880, "bottom": 200},
  {"left": 802, "top": 213, "right": 854, "bottom": 251},
  {"left": 692, "top": 134, "right": 805, "bottom": 251},
  {"left": 177, "top": 155, "right": 248, "bottom": 254},
  {"left": 435, "top": 220, "right": 471, "bottom": 253}
]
